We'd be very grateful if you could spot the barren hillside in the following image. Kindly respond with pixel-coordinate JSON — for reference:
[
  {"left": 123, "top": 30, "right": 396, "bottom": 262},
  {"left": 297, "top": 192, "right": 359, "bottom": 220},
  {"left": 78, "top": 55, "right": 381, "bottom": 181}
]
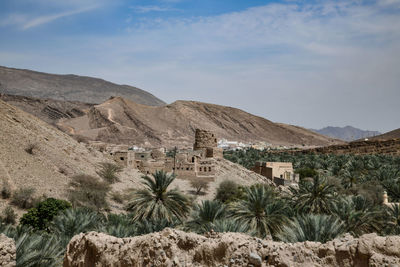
[
  {"left": 0, "top": 98, "right": 109, "bottom": 200},
  {"left": 0, "top": 93, "right": 92, "bottom": 125},
  {"left": 0, "top": 99, "right": 276, "bottom": 215},
  {"left": 59, "top": 97, "right": 339, "bottom": 148},
  {"left": 0, "top": 66, "right": 165, "bottom": 106},
  {"left": 371, "top": 128, "right": 400, "bottom": 140}
]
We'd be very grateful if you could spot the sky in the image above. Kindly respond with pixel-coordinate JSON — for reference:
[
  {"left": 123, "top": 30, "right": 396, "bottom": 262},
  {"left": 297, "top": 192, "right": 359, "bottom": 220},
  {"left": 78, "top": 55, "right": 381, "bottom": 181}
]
[{"left": 0, "top": 0, "right": 399, "bottom": 133}]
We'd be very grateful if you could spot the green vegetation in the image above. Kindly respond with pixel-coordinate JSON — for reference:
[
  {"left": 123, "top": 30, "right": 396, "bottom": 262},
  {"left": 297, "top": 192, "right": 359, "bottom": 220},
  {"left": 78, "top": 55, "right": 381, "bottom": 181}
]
[
  {"left": 20, "top": 198, "right": 71, "bottom": 231},
  {"left": 96, "top": 162, "right": 123, "bottom": 183},
  {"left": 1, "top": 152, "right": 400, "bottom": 265},
  {"left": 126, "top": 170, "right": 191, "bottom": 223}
]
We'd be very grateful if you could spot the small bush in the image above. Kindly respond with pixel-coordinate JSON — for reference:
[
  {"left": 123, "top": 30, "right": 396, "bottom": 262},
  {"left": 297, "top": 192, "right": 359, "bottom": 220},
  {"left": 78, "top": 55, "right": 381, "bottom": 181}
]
[
  {"left": 11, "top": 187, "right": 36, "bottom": 209},
  {"left": 215, "top": 180, "right": 242, "bottom": 203},
  {"left": 1, "top": 181, "right": 11, "bottom": 199},
  {"left": 96, "top": 162, "right": 123, "bottom": 183},
  {"left": 111, "top": 191, "right": 124, "bottom": 204},
  {"left": 190, "top": 179, "right": 209, "bottom": 195},
  {"left": 20, "top": 198, "right": 72, "bottom": 231},
  {"left": 25, "top": 143, "right": 37, "bottom": 155},
  {"left": 2, "top": 206, "right": 17, "bottom": 225},
  {"left": 68, "top": 175, "right": 110, "bottom": 211},
  {"left": 296, "top": 168, "right": 318, "bottom": 180}
]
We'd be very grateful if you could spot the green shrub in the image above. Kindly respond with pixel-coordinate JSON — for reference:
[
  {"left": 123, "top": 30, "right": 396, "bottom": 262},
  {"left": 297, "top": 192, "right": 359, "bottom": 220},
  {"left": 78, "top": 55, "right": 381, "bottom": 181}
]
[
  {"left": 2, "top": 206, "right": 17, "bottom": 225},
  {"left": 295, "top": 167, "right": 318, "bottom": 180},
  {"left": 20, "top": 198, "right": 71, "bottom": 231},
  {"left": 96, "top": 162, "right": 123, "bottom": 183},
  {"left": 11, "top": 187, "right": 36, "bottom": 209},
  {"left": 68, "top": 175, "right": 110, "bottom": 211},
  {"left": 215, "top": 180, "right": 243, "bottom": 203},
  {"left": 1, "top": 181, "right": 11, "bottom": 199}
]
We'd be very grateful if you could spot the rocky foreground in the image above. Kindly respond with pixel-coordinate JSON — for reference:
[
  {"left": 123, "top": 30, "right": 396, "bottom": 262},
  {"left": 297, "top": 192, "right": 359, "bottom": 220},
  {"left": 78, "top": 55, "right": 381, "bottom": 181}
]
[
  {"left": 0, "top": 234, "right": 16, "bottom": 267},
  {"left": 63, "top": 228, "right": 400, "bottom": 267}
]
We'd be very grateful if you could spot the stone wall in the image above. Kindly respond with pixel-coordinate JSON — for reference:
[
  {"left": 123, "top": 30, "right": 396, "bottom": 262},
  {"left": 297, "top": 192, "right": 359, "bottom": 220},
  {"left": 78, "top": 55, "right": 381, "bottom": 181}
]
[{"left": 64, "top": 229, "right": 400, "bottom": 267}]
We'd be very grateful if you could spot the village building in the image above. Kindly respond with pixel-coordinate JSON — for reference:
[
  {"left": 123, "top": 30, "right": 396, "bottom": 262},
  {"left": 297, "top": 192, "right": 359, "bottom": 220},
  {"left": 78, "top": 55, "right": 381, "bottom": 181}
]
[
  {"left": 108, "top": 129, "right": 222, "bottom": 179},
  {"left": 252, "top": 161, "right": 299, "bottom": 186}
]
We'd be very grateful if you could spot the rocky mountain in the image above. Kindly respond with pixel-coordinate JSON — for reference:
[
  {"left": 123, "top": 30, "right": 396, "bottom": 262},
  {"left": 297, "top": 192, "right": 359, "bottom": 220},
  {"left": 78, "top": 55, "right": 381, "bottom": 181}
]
[
  {"left": 371, "top": 128, "right": 400, "bottom": 140},
  {"left": 0, "top": 66, "right": 165, "bottom": 106},
  {"left": 311, "top": 126, "right": 381, "bottom": 141},
  {"left": 0, "top": 93, "right": 93, "bottom": 126},
  {"left": 58, "top": 96, "right": 339, "bottom": 147}
]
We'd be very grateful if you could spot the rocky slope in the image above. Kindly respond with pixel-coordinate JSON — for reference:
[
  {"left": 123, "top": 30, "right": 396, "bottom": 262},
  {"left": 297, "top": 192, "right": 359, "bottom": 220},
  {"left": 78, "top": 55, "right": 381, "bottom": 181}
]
[
  {"left": 64, "top": 228, "right": 400, "bottom": 267},
  {"left": 311, "top": 126, "right": 381, "bottom": 141},
  {"left": 0, "top": 66, "right": 165, "bottom": 106},
  {"left": 0, "top": 98, "right": 109, "bottom": 200},
  {"left": 371, "top": 128, "right": 400, "bottom": 140},
  {"left": 0, "top": 93, "right": 92, "bottom": 126},
  {"left": 59, "top": 97, "right": 339, "bottom": 148}
]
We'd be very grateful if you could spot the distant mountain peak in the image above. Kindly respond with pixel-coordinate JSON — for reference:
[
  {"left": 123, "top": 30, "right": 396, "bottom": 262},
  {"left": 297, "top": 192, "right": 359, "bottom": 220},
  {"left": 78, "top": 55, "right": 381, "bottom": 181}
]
[{"left": 311, "top": 126, "right": 381, "bottom": 142}]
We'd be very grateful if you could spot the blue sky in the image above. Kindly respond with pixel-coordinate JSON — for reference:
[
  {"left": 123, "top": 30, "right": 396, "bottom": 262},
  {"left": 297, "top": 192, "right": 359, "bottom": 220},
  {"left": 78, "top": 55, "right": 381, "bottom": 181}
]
[{"left": 1, "top": 0, "right": 400, "bottom": 132}]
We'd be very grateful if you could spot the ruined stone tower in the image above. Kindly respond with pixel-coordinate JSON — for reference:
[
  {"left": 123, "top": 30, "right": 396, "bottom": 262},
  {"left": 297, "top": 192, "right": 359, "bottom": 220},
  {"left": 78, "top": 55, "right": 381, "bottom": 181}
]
[
  {"left": 193, "top": 129, "right": 218, "bottom": 150},
  {"left": 193, "top": 129, "right": 222, "bottom": 158}
]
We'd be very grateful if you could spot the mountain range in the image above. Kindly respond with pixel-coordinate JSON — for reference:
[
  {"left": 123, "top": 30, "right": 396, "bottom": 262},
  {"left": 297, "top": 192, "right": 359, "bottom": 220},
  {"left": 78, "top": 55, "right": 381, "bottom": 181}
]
[
  {"left": 311, "top": 126, "right": 381, "bottom": 141},
  {"left": 0, "top": 66, "right": 164, "bottom": 106}
]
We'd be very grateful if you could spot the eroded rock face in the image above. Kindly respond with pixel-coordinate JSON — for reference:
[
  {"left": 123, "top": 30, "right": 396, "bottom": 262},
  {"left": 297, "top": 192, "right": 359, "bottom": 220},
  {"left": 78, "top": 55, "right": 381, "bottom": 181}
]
[
  {"left": 63, "top": 229, "right": 400, "bottom": 267},
  {"left": 0, "top": 234, "right": 16, "bottom": 267}
]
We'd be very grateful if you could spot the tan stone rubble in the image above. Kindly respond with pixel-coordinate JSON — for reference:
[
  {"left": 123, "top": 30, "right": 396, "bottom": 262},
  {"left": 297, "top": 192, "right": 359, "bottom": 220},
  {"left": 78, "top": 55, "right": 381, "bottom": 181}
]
[
  {"left": 0, "top": 234, "right": 16, "bottom": 267},
  {"left": 64, "top": 228, "right": 400, "bottom": 267}
]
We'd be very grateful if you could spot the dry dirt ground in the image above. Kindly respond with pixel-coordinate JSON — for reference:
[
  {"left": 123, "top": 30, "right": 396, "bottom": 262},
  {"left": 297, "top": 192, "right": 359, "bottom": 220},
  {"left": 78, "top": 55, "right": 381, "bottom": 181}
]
[{"left": 64, "top": 228, "right": 400, "bottom": 267}]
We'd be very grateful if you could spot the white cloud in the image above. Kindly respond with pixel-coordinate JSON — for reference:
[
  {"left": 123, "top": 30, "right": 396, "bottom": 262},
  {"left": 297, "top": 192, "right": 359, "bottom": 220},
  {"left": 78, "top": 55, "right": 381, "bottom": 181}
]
[
  {"left": 131, "top": 5, "right": 179, "bottom": 13},
  {"left": 21, "top": 5, "right": 98, "bottom": 30}
]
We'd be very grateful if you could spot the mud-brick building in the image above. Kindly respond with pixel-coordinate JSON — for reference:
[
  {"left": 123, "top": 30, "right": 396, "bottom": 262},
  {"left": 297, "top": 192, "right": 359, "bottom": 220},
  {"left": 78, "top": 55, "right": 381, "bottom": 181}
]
[
  {"left": 109, "top": 129, "right": 222, "bottom": 179},
  {"left": 252, "top": 161, "right": 299, "bottom": 186}
]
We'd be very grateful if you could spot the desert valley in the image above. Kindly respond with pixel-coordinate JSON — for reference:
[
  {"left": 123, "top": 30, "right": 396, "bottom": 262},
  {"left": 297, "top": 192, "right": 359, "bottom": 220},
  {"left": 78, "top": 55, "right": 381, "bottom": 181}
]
[
  {"left": 1, "top": 1, "right": 400, "bottom": 266},
  {"left": 0, "top": 66, "right": 399, "bottom": 266}
]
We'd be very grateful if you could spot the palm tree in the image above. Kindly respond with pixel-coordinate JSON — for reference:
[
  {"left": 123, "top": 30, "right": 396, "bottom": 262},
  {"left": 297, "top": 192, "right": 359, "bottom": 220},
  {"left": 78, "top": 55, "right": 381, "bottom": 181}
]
[
  {"left": 126, "top": 171, "right": 191, "bottom": 223},
  {"left": 134, "top": 219, "right": 179, "bottom": 235},
  {"left": 227, "top": 184, "right": 289, "bottom": 238},
  {"left": 100, "top": 213, "right": 136, "bottom": 238},
  {"left": 277, "top": 214, "right": 345, "bottom": 243},
  {"left": 49, "top": 208, "right": 102, "bottom": 247},
  {"left": 331, "top": 195, "right": 383, "bottom": 236},
  {"left": 381, "top": 179, "right": 400, "bottom": 202},
  {"left": 384, "top": 204, "right": 400, "bottom": 235},
  {"left": 16, "top": 233, "right": 63, "bottom": 267},
  {"left": 291, "top": 174, "right": 337, "bottom": 214},
  {"left": 203, "top": 219, "right": 251, "bottom": 234},
  {"left": 185, "top": 200, "right": 226, "bottom": 233}
]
